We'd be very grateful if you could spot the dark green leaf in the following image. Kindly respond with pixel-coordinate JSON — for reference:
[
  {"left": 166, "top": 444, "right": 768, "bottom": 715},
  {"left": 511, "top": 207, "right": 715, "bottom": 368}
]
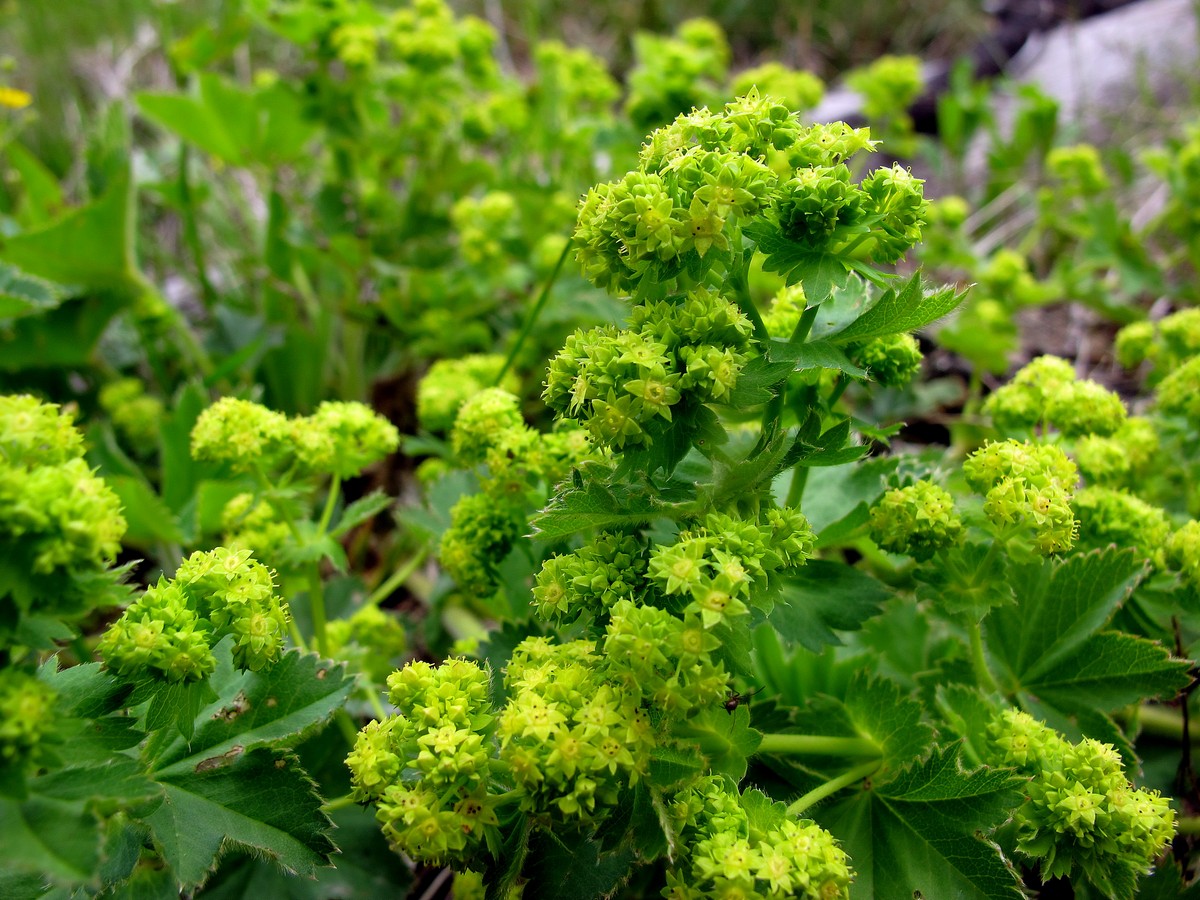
[
  {"left": 821, "top": 745, "right": 1024, "bottom": 900},
  {"left": 128, "top": 677, "right": 219, "bottom": 742},
  {"left": 830, "top": 275, "right": 966, "bottom": 343},
  {"left": 916, "top": 542, "right": 1014, "bottom": 622},
  {"left": 330, "top": 491, "right": 392, "bottom": 538},
  {"left": 147, "top": 748, "right": 336, "bottom": 889},
  {"left": 842, "top": 674, "right": 935, "bottom": 776},
  {"left": 31, "top": 759, "right": 158, "bottom": 806},
  {"left": 769, "top": 561, "right": 891, "bottom": 653},
  {"left": 647, "top": 745, "right": 706, "bottom": 790},
  {"left": 0, "top": 167, "right": 139, "bottom": 295},
  {"left": 767, "top": 339, "right": 867, "bottom": 377},
  {"left": 197, "top": 805, "right": 414, "bottom": 899},
  {"left": 726, "top": 354, "right": 793, "bottom": 407},
  {"left": 107, "top": 476, "right": 184, "bottom": 547},
  {"left": 148, "top": 650, "right": 354, "bottom": 776},
  {"left": 1023, "top": 631, "right": 1190, "bottom": 710},
  {"left": 0, "top": 261, "right": 73, "bottom": 320},
  {"left": 0, "top": 794, "right": 101, "bottom": 887},
  {"left": 521, "top": 829, "right": 635, "bottom": 900},
  {"left": 532, "top": 474, "right": 695, "bottom": 541},
  {"left": 676, "top": 705, "right": 762, "bottom": 781},
  {"left": 987, "top": 548, "right": 1146, "bottom": 685}
]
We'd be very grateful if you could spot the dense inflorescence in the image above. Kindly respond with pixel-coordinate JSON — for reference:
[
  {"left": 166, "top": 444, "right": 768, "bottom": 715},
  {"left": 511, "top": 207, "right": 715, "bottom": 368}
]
[{"left": 990, "top": 711, "right": 1175, "bottom": 897}]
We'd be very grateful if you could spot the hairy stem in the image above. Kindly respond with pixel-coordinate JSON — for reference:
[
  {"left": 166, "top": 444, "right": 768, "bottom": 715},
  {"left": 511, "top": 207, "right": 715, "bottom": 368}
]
[
  {"left": 787, "top": 760, "right": 882, "bottom": 817},
  {"left": 758, "top": 734, "right": 880, "bottom": 757},
  {"left": 969, "top": 621, "right": 1000, "bottom": 694}
]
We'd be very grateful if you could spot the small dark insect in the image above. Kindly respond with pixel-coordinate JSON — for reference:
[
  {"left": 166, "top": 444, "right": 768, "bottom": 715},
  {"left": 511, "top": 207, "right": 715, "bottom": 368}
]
[{"left": 724, "top": 686, "right": 764, "bottom": 713}]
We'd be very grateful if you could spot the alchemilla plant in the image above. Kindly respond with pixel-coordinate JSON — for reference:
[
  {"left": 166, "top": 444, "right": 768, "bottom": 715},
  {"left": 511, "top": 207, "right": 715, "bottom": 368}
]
[
  {"left": 4, "top": 3, "right": 1200, "bottom": 899},
  {"left": 345, "top": 94, "right": 1187, "bottom": 898}
]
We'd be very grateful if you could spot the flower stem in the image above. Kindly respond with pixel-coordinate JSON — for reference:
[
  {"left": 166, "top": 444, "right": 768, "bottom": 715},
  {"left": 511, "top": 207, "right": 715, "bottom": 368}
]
[
  {"left": 367, "top": 547, "right": 429, "bottom": 608},
  {"left": 323, "top": 793, "right": 358, "bottom": 813},
  {"left": 496, "top": 236, "right": 572, "bottom": 385},
  {"left": 787, "top": 760, "right": 882, "bottom": 817},
  {"left": 1177, "top": 816, "right": 1200, "bottom": 836},
  {"left": 969, "top": 621, "right": 1000, "bottom": 694},
  {"left": 758, "top": 734, "right": 880, "bottom": 757},
  {"left": 317, "top": 474, "right": 341, "bottom": 535},
  {"left": 310, "top": 566, "right": 330, "bottom": 657}
]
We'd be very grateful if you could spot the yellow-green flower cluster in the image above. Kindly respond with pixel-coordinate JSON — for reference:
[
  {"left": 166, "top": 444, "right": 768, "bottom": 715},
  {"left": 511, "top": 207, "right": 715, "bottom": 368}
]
[
  {"left": 347, "top": 658, "right": 497, "bottom": 866},
  {"left": 984, "top": 356, "right": 1126, "bottom": 437},
  {"left": 98, "top": 547, "right": 289, "bottom": 681},
  {"left": 1155, "top": 354, "right": 1200, "bottom": 423},
  {"left": 664, "top": 776, "right": 852, "bottom": 900},
  {"left": 536, "top": 510, "right": 812, "bottom": 714},
  {"left": 450, "top": 191, "right": 517, "bottom": 266},
  {"left": 963, "top": 439, "right": 1078, "bottom": 554},
  {"left": 869, "top": 481, "right": 963, "bottom": 560},
  {"left": 326, "top": 605, "right": 407, "bottom": 684},
  {"left": 220, "top": 492, "right": 294, "bottom": 564},
  {"left": 603, "top": 598, "right": 729, "bottom": 716},
  {"left": 387, "top": 0, "right": 496, "bottom": 80},
  {"left": 731, "top": 62, "right": 824, "bottom": 115},
  {"left": 0, "top": 670, "right": 56, "bottom": 773},
  {"left": 416, "top": 354, "right": 515, "bottom": 432},
  {"left": 98, "top": 377, "right": 164, "bottom": 450},
  {"left": 0, "top": 395, "right": 125, "bottom": 577},
  {"left": 499, "top": 637, "right": 652, "bottom": 821},
  {"left": 191, "top": 397, "right": 291, "bottom": 473},
  {"left": 1115, "top": 308, "right": 1200, "bottom": 373},
  {"left": 846, "top": 54, "right": 922, "bottom": 125},
  {"left": 294, "top": 401, "right": 401, "bottom": 478},
  {"left": 533, "top": 531, "right": 648, "bottom": 624},
  {"left": 192, "top": 397, "right": 398, "bottom": 479},
  {"left": 647, "top": 509, "right": 814, "bottom": 627},
  {"left": 1073, "top": 487, "right": 1171, "bottom": 567},
  {"left": 450, "top": 388, "right": 526, "bottom": 466},
  {"left": 438, "top": 492, "right": 526, "bottom": 597},
  {"left": 1167, "top": 520, "right": 1200, "bottom": 591},
  {"left": 1045, "top": 144, "right": 1111, "bottom": 196},
  {"left": 624, "top": 18, "right": 729, "bottom": 132},
  {"left": 1074, "top": 417, "right": 1158, "bottom": 488},
  {"left": 762, "top": 283, "right": 807, "bottom": 338},
  {"left": 850, "top": 332, "right": 923, "bottom": 388},
  {"left": 989, "top": 710, "right": 1174, "bottom": 897},
  {"left": 544, "top": 288, "right": 752, "bottom": 451}
]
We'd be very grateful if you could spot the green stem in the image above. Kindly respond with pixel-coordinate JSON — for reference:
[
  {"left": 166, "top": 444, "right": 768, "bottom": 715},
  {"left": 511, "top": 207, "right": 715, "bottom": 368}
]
[
  {"left": 969, "top": 621, "right": 1000, "bottom": 694},
  {"left": 309, "top": 566, "right": 330, "bottom": 657},
  {"left": 496, "top": 236, "right": 572, "bottom": 385},
  {"left": 317, "top": 475, "right": 342, "bottom": 536},
  {"left": 177, "top": 143, "right": 218, "bottom": 311},
  {"left": 1177, "top": 816, "right": 1200, "bottom": 836},
  {"left": 334, "top": 709, "right": 360, "bottom": 746},
  {"left": 787, "top": 760, "right": 882, "bottom": 817},
  {"left": 366, "top": 688, "right": 388, "bottom": 722},
  {"left": 252, "top": 467, "right": 304, "bottom": 544},
  {"left": 788, "top": 304, "right": 819, "bottom": 345},
  {"left": 785, "top": 466, "right": 808, "bottom": 508},
  {"left": 491, "top": 789, "right": 524, "bottom": 807},
  {"left": 728, "top": 253, "right": 770, "bottom": 345},
  {"left": 758, "top": 734, "right": 880, "bottom": 757},
  {"left": 366, "top": 547, "right": 429, "bottom": 608},
  {"left": 322, "top": 793, "right": 358, "bottom": 813},
  {"left": 1130, "top": 704, "right": 1195, "bottom": 741},
  {"left": 287, "top": 616, "right": 309, "bottom": 653}
]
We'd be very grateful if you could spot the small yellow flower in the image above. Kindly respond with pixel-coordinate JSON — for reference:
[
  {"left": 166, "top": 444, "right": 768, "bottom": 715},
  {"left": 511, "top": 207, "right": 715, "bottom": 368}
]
[{"left": 0, "top": 87, "right": 31, "bottom": 109}]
